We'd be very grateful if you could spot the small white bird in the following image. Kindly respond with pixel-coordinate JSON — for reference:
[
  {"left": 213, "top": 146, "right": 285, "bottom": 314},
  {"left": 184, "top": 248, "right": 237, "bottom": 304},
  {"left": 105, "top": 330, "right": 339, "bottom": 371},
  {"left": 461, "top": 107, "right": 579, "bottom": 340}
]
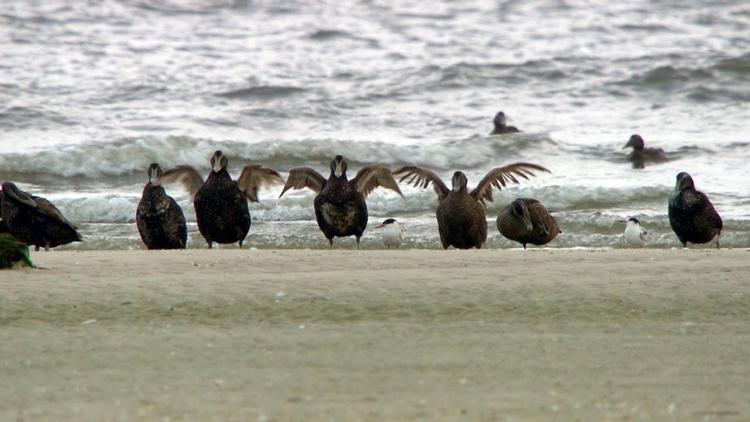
[
  {"left": 375, "top": 218, "right": 402, "bottom": 249},
  {"left": 622, "top": 217, "right": 649, "bottom": 247}
]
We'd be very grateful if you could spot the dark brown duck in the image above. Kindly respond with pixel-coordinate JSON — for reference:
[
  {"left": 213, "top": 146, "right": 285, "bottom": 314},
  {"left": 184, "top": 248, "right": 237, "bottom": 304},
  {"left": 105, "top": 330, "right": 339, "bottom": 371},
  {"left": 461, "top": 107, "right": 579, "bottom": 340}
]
[
  {"left": 1, "top": 182, "right": 81, "bottom": 251},
  {"left": 136, "top": 163, "right": 188, "bottom": 250},
  {"left": 490, "top": 111, "right": 521, "bottom": 135},
  {"left": 623, "top": 134, "right": 667, "bottom": 168},
  {"left": 279, "top": 155, "right": 402, "bottom": 248},
  {"left": 496, "top": 198, "right": 560, "bottom": 249},
  {"left": 159, "top": 150, "right": 282, "bottom": 248},
  {"left": 395, "top": 163, "right": 549, "bottom": 249},
  {"left": 668, "top": 172, "right": 722, "bottom": 248}
]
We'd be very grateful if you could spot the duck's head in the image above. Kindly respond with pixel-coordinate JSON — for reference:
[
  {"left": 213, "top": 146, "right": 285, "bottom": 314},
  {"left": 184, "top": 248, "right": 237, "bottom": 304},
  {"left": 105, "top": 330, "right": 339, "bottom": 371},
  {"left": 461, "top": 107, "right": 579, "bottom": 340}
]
[
  {"left": 451, "top": 171, "right": 468, "bottom": 192},
  {"left": 376, "top": 218, "right": 397, "bottom": 229},
  {"left": 147, "top": 163, "right": 163, "bottom": 185},
  {"left": 511, "top": 199, "right": 533, "bottom": 231},
  {"left": 1, "top": 182, "right": 37, "bottom": 209},
  {"left": 624, "top": 134, "right": 644, "bottom": 150},
  {"left": 675, "top": 172, "right": 694, "bottom": 192},
  {"left": 628, "top": 217, "right": 641, "bottom": 226},
  {"left": 210, "top": 150, "right": 228, "bottom": 173},
  {"left": 330, "top": 155, "right": 348, "bottom": 178},
  {"left": 493, "top": 111, "right": 507, "bottom": 128}
]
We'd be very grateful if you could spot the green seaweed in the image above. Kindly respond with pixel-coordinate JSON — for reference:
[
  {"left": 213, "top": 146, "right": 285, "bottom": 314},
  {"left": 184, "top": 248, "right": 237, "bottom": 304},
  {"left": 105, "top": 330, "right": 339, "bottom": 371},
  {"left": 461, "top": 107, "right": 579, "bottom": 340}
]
[{"left": 0, "top": 233, "right": 33, "bottom": 269}]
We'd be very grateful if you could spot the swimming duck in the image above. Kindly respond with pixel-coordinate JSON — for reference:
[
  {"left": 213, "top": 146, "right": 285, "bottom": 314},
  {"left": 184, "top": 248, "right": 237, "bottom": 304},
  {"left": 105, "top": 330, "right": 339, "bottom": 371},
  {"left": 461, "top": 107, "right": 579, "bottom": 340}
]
[
  {"left": 496, "top": 198, "right": 560, "bottom": 249},
  {"left": 136, "top": 163, "right": 188, "bottom": 250},
  {"left": 159, "top": 150, "right": 282, "bottom": 248},
  {"left": 490, "top": 111, "right": 521, "bottom": 135},
  {"left": 376, "top": 218, "right": 402, "bottom": 249},
  {"left": 279, "top": 155, "right": 403, "bottom": 248},
  {"left": 668, "top": 172, "right": 722, "bottom": 248},
  {"left": 0, "top": 182, "right": 82, "bottom": 251},
  {"left": 395, "top": 163, "right": 549, "bottom": 249},
  {"left": 621, "top": 217, "right": 649, "bottom": 247},
  {"left": 623, "top": 134, "right": 667, "bottom": 168}
]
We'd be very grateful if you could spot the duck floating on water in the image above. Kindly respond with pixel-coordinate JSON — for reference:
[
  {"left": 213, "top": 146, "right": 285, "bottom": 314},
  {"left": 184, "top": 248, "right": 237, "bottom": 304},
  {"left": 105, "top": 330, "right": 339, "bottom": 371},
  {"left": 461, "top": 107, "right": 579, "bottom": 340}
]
[
  {"left": 623, "top": 134, "right": 667, "bottom": 168},
  {"left": 0, "top": 182, "right": 81, "bottom": 251},
  {"left": 497, "top": 198, "right": 560, "bottom": 249},
  {"left": 490, "top": 111, "right": 521, "bottom": 135},
  {"left": 279, "top": 155, "right": 403, "bottom": 248},
  {"left": 136, "top": 163, "right": 188, "bottom": 250},
  {"left": 668, "top": 172, "right": 722, "bottom": 248},
  {"left": 376, "top": 218, "right": 402, "bottom": 249},
  {"left": 159, "top": 150, "right": 282, "bottom": 249},
  {"left": 621, "top": 217, "right": 649, "bottom": 247},
  {"left": 395, "top": 163, "right": 549, "bottom": 249}
]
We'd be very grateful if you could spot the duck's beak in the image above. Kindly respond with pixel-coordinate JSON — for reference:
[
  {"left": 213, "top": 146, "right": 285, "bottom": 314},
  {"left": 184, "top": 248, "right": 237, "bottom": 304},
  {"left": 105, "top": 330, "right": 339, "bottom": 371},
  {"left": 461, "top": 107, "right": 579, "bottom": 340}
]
[
  {"left": 623, "top": 139, "right": 633, "bottom": 149},
  {"left": 375, "top": 224, "right": 385, "bottom": 229}
]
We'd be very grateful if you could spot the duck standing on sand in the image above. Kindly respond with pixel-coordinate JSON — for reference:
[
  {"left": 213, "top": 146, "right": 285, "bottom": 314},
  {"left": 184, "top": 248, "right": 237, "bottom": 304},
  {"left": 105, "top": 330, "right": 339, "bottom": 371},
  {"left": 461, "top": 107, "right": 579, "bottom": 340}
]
[
  {"left": 1, "top": 182, "right": 81, "bottom": 251},
  {"left": 159, "top": 150, "right": 282, "bottom": 248},
  {"left": 621, "top": 217, "right": 649, "bottom": 247},
  {"left": 136, "top": 163, "right": 188, "bottom": 250},
  {"left": 395, "top": 163, "right": 549, "bottom": 249},
  {"left": 490, "top": 111, "right": 521, "bottom": 135},
  {"left": 497, "top": 198, "right": 560, "bottom": 249},
  {"left": 279, "top": 155, "right": 403, "bottom": 248},
  {"left": 668, "top": 172, "right": 722, "bottom": 248},
  {"left": 376, "top": 218, "right": 402, "bottom": 249},
  {"left": 623, "top": 134, "right": 667, "bottom": 168}
]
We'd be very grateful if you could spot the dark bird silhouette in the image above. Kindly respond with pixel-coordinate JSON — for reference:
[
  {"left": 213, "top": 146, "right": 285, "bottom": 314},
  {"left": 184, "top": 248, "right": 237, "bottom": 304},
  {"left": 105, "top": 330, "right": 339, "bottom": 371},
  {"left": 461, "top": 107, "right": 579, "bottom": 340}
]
[
  {"left": 623, "top": 134, "right": 667, "bottom": 168},
  {"left": 490, "top": 111, "right": 521, "bottom": 135},
  {"left": 0, "top": 191, "right": 8, "bottom": 234},
  {"left": 1, "top": 182, "right": 81, "bottom": 251},
  {"left": 497, "top": 198, "right": 560, "bottom": 249},
  {"left": 395, "top": 163, "right": 549, "bottom": 249},
  {"left": 668, "top": 172, "right": 722, "bottom": 248},
  {"left": 136, "top": 163, "right": 188, "bottom": 250},
  {"left": 159, "top": 150, "right": 282, "bottom": 248},
  {"left": 279, "top": 155, "right": 403, "bottom": 248}
]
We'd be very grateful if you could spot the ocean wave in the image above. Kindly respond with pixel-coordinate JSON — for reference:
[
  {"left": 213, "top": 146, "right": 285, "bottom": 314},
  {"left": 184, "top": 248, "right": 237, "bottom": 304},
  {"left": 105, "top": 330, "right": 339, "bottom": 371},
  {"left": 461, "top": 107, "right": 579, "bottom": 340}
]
[
  {"left": 0, "top": 106, "right": 74, "bottom": 129},
  {"left": 45, "top": 182, "right": 676, "bottom": 226},
  {"left": 612, "top": 55, "right": 750, "bottom": 101},
  {"left": 0, "top": 134, "right": 556, "bottom": 180},
  {"left": 217, "top": 85, "right": 308, "bottom": 100}
]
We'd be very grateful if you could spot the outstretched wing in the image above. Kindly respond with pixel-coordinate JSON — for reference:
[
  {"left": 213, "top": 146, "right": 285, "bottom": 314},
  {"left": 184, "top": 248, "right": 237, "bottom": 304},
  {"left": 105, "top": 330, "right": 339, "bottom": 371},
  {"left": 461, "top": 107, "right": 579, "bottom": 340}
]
[
  {"left": 236, "top": 164, "right": 283, "bottom": 202},
  {"left": 352, "top": 166, "right": 403, "bottom": 199},
  {"left": 470, "top": 163, "right": 550, "bottom": 203},
  {"left": 393, "top": 166, "right": 449, "bottom": 200},
  {"left": 159, "top": 165, "right": 205, "bottom": 200},
  {"left": 279, "top": 167, "right": 326, "bottom": 197}
]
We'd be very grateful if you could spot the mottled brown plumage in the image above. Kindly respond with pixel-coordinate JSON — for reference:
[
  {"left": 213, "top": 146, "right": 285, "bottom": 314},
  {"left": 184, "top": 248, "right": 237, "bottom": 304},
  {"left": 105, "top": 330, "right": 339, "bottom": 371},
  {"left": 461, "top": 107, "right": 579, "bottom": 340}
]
[
  {"left": 395, "top": 163, "right": 549, "bottom": 249},
  {"left": 1, "top": 182, "right": 81, "bottom": 251},
  {"left": 668, "top": 172, "right": 722, "bottom": 248},
  {"left": 497, "top": 198, "right": 560, "bottom": 249},
  {"left": 159, "top": 151, "right": 282, "bottom": 248},
  {"left": 136, "top": 163, "right": 187, "bottom": 250},
  {"left": 279, "top": 155, "right": 402, "bottom": 248}
]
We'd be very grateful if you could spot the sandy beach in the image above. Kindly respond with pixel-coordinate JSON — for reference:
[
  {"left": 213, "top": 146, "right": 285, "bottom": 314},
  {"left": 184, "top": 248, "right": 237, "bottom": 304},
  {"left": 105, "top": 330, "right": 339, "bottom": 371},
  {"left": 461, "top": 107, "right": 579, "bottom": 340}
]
[{"left": 1, "top": 248, "right": 749, "bottom": 420}]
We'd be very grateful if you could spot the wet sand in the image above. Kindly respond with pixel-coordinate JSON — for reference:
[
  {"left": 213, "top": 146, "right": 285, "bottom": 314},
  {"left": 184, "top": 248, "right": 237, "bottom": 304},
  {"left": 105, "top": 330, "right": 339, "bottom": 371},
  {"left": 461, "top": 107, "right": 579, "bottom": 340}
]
[{"left": 1, "top": 249, "right": 749, "bottom": 420}]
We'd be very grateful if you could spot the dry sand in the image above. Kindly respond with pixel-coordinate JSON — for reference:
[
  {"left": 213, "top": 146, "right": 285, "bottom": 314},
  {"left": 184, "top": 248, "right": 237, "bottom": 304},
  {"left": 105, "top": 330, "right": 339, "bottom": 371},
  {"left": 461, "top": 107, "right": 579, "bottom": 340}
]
[{"left": 1, "top": 248, "right": 749, "bottom": 421}]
